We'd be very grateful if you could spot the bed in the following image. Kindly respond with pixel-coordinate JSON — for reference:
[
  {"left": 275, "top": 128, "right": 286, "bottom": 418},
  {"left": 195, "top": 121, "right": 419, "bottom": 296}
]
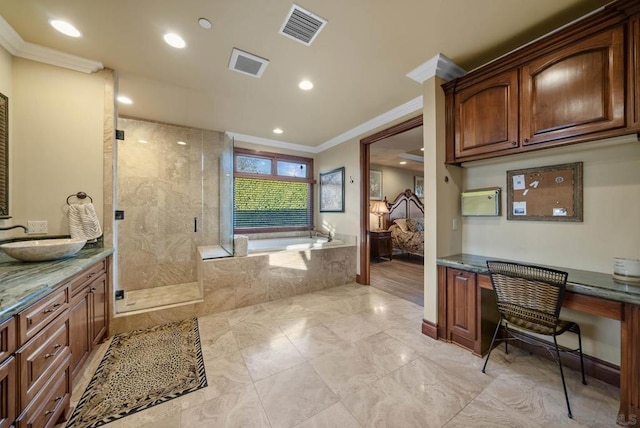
[{"left": 384, "top": 189, "right": 424, "bottom": 257}]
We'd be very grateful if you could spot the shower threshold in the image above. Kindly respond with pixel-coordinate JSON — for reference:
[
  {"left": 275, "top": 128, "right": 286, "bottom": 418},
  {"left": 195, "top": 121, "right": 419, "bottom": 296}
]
[{"left": 114, "top": 282, "right": 203, "bottom": 314}]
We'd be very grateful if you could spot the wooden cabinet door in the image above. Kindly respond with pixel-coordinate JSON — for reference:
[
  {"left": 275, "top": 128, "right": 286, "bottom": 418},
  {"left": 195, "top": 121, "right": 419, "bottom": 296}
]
[
  {"left": 69, "top": 287, "right": 91, "bottom": 381},
  {"left": 454, "top": 69, "right": 519, "bottom": 159},
  {"left": 630, "top": 15, "right": 640, "bottom": 130},
  {"left": 446, "top": 269, "right": 477, "bottom": 349},
  {"left": 90, "top": 273, "right": 108, "bottom": 346},
  {"left": 521, "top": 26, "right": 625, "bottom": 146},
  {"left": 0, "top": 356, "right": 16, "bottom": 428}
]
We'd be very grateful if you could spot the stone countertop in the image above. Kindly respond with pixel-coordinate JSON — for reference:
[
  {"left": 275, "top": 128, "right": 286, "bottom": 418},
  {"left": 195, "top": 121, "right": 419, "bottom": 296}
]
[
  {"left": 437, "top": 253, "right": 640, "bottom": 306},
  {"left": 0, "top": 247, "right": 114, "bottom": 322}
]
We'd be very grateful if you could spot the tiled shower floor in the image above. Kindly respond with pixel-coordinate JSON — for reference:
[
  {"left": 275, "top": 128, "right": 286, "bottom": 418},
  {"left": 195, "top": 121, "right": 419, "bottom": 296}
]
[
  {"left": 114, "top": 282, "right": 202, "bottom": 314},
  {"left": 72, "top": 283, "right": 620, "bottom": 427}
]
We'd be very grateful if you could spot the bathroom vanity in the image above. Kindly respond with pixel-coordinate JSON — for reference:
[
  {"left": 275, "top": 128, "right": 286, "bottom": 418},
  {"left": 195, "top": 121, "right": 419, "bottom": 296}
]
[{"left": 0, "top": 247, "right": 112, "bottom": 428}]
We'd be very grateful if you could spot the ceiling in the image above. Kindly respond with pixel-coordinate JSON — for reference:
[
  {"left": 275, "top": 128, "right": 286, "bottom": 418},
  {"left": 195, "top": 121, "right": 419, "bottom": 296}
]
[
  {"left": 370, "top": 126, "right": 424, "bottom": 173},
  {"left": 0, "top": 0, "right": 609, "bottom": 149}
]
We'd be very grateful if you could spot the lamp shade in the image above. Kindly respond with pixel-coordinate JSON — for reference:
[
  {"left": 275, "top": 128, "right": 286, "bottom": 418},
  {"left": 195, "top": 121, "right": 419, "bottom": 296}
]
[{"left": 370, "top": 201, "right": 389, "bottom": 215}]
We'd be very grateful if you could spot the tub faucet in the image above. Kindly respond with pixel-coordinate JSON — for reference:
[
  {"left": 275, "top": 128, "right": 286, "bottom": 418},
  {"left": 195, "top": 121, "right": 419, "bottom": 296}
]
[
  {"left": 315, "top": 230, "right": 333, "bottom": 242},
  {"left": 0, "top": 224, "right": 28, "bottom": 233}
]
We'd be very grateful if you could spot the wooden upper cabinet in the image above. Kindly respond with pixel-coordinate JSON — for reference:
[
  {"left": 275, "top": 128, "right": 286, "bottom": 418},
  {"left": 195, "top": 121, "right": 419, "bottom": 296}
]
[
  {"left": 630, "top": 15, "right": 640, "bottom": 129},
  {"left": 521, "top": 26, "right": 626, "bottom": 146},
  {"left": 454, "top": 70, "right": 519, "bottom": 158}
]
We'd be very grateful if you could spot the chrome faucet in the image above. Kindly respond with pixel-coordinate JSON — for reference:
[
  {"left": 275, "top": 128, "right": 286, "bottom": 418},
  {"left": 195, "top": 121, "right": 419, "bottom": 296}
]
[
  {"left": 0, "top": 224, "right": 28, "bottom": 233},
  {"left": 314, "top": 230, "right": 334, "bottom": 242}
]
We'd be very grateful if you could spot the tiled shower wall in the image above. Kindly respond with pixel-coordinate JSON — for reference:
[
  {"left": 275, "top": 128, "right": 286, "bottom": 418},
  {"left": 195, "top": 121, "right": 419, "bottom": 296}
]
[{"left": 116, "top": 118, "right": 224, "bottom": 292}]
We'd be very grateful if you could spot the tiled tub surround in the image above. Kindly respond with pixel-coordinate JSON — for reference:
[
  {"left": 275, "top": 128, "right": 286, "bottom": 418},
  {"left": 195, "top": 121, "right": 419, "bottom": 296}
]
[
  {"left": 109, "top": 239, "right": 356, "bottom": 334},
  {"left": 0, "top": 247, "right": 114, "bottom": 320},
  {"left": 199, "top": 238, "right": 357, "bottom": 309}
]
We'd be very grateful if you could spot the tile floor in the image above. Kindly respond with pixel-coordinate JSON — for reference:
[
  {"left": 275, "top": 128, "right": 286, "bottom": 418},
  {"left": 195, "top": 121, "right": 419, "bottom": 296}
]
[{"left": 68, "top": 283, "right": 621, "bottom": 428}]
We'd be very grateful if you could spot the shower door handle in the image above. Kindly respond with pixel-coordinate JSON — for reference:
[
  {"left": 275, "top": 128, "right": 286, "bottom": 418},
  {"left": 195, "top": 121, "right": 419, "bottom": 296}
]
[{"left": 194, "top": 217, "right": 198, "bottom": 233}]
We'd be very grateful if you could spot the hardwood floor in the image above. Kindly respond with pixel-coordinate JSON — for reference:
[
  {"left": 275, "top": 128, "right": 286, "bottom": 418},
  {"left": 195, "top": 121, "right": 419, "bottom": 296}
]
[{"left": 369, "top": 254, "right": 424, "bottom": 306}]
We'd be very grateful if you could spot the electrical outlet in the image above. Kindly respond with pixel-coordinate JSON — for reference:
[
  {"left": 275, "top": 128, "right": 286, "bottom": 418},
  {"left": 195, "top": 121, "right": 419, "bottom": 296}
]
[
  {"left": 452, "top": 218, "right": 458, "bottom": 231},
  {"left": 27, "top": 220, "right": 48, "bottom": 234}
]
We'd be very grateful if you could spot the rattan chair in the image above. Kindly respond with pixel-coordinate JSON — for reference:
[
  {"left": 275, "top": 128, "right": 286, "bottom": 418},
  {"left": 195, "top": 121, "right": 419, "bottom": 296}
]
[{"left": 481, "top": 261, "right": 586, "bottom": 419}]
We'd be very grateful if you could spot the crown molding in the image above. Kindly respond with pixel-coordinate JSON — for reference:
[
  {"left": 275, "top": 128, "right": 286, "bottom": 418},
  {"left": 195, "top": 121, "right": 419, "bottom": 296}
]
[
  {"left": 406, "top": 53, "right": 465, "bottom": 83},
  {"left": 316, "top": 96, "right": 424, "bottom": 152},
  {"left": 0, "top": 15, "right": 103, "bottom": 73}
]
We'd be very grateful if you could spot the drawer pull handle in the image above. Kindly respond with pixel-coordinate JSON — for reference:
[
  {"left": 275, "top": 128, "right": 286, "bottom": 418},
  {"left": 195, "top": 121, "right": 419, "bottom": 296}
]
[
  {"left": 45, "top": 344, "right": 62, "bottom": 358},
  {"left": 54, "top": 396, "right": 63, "bottom": 402},
  {"left": 45, "top": 409, "right": 55, "bottom": 415},
  {"left": 91, "top": 287, "right": 97, "bottom": 292},
  {"left": 53, "top": 303, "right": 62, "bottom": 308},
  {"left": 43, "top": 309, "right": 54, "bottom": 314},
  {"left": 88, "top": 272, "right": 96, "bottom": 278}
]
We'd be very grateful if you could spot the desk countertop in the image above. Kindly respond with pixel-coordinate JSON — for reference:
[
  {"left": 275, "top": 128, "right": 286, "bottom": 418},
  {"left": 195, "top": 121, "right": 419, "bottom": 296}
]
[
  {"left": 0, "top": 247, "right": 114, "bottom": 322},
  {"left": 437, "top": 253, "right": 640, "bottom": 306}
]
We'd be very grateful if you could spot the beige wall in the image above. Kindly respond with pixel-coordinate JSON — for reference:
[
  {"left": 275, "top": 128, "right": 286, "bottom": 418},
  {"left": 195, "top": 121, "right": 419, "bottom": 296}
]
[
  {"left": 423, "top": 76, "right": 463, "bottom": 324},
  {"left": 371, "top": 163, "right": 418, "bottom": 202},
  {"left": 462, "top": 138, "right": 640, "bottom": 364},
  {"left": 1, "top": 58, "right": 107, "bottom": 240},
  {"left": 462, "top": 140, "right": 640, "bottom": 272}
]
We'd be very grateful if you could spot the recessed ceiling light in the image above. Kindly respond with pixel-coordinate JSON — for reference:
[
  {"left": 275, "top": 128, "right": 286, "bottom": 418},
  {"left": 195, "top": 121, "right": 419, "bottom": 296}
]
[
  {"left": 273, "top": 128, "right": 283, "bottom": 134},
  {"left": 117, "top": 95, "right": 133, "bottom": 104},
  {"left": 50, "top": 20, "right": 82, "bottom": 38},
  {"left": 177, "top": 141, "right": 187, "bottom": 145},
  {"left": 298, "top": 80, "right": 313, "bottom": 90},
  {"left": 198, "top": 18, "right": 212, "bottom": 29},
  {"left": 420, "top": 148, "right": 424, "bottom": 151},
  {"left": 138, "top": 139, "right": 148, "bottom": 144},
  {"left": 164, "top": 33, "right": 186, "bottom": 49},
  {"left": 399, "top": 161, "right": 408, "bottom": 165}
]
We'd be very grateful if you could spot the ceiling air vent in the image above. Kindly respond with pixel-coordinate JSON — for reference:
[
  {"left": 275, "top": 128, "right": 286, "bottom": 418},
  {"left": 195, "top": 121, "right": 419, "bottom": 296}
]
[
  {"left": 279, "top": 4, "right": 327, "bottom": 46},
  {"left": 228, "top": 48, "right": 269, "bottom": 78}
]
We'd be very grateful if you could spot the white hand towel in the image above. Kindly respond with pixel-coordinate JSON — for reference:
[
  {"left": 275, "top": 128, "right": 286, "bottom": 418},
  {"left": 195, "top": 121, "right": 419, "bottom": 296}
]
[{"left": 68, "top": 203, "right": 102, "bottom": 241}]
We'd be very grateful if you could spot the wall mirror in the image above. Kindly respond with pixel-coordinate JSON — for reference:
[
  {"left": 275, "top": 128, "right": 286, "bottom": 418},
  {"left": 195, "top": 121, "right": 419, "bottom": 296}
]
[{"left": 0, "top": 92, "right": 7, "bottom": 218}]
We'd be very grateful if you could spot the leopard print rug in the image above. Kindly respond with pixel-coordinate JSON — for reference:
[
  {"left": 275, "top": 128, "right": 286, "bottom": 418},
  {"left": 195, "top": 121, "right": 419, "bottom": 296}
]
[{"left": 66, "top": 318, "right": 207, "bottom": 428}]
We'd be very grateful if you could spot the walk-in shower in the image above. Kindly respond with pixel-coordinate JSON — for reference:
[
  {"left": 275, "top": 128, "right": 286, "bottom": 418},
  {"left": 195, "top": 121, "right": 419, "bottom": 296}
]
[{"left": 113, "top": 118, "right": 233, "bottom": 314}]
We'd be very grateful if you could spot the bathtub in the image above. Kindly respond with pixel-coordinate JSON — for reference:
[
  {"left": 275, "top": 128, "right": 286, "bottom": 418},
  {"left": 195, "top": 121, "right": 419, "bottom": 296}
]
[
  {"left": 248, "top": 236, "right": 343, "bottom": 253},
  {"left": 197, "top": 234, "right": 356, "bottom": 312}
]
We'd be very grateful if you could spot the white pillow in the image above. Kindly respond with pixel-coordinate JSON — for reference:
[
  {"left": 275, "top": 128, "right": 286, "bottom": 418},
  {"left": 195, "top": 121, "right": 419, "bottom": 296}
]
[{"left": 394, "top": 218, "right": 409, "bottom": 233}]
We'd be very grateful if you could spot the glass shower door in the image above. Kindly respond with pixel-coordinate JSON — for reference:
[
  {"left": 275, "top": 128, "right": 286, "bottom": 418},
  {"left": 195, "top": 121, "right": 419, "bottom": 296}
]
[{"left": 219, "top": 133, "right": 234, "bottom": 256}]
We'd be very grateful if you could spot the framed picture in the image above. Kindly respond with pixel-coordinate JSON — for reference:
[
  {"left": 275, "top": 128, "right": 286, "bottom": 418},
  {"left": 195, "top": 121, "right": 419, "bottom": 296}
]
[
  {"left": 414, "top": 176, "right": 424, "bottom": 198},
  {"left": 370, "top": 170, "right": 382, "bottom": 200},
  {"left": 319, "top": 167, "right": 345, "bottom": 212}
]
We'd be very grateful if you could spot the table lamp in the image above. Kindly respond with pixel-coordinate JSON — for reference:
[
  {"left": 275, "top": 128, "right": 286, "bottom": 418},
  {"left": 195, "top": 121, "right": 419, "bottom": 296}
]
[{"left": 370, "top": 201, "right": 389, "bottom": 230}]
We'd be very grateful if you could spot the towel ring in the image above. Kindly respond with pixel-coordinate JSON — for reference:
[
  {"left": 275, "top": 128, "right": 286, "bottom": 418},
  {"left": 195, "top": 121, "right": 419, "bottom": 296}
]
[{"left": 66, "top": 191, "right": 93, "bottom": 205}]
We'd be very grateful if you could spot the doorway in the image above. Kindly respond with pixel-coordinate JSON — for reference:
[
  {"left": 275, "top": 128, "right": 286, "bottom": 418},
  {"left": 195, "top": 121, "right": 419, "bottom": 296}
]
[{"left": 359, "top": 115, "right": 424, "bottom": 304}]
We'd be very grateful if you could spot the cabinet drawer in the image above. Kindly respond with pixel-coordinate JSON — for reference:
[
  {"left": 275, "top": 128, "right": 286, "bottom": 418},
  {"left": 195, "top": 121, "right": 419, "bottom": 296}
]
[
  {"left": 17, "top": 287, "right": 68, "bottom": 345},
  {"left": 16, "top": 356, "right": 70, "bottom": 428},
  {"left": 0, "top": 356, "right": 16, "bottom": 428},
  {"left": 69, "top": 260, "right": 107, "bottom": 297},
  {"left": 16, "top": 312, "right": 70, "bottom": 411},
  {"left": 477, "top": 274, "right": 492, "bottom": 290},
  {"left": 0, "top": 317, "right": 16, "bottom": 361}
]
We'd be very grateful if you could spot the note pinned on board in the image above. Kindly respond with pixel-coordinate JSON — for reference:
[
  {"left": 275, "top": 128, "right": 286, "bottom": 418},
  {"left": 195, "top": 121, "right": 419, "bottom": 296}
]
[{"left": 512, "top": 174, "right": 525, "bottom": 190}]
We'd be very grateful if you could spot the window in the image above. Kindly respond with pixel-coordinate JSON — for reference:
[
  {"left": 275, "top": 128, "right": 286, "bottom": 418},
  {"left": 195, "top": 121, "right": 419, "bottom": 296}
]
[{"left": 234, "top": 148, "right": 314, "bottom": 232}]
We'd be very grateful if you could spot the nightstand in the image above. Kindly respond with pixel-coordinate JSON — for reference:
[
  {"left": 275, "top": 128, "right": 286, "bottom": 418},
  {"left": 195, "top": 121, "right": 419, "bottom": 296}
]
[{"left": 370, "top": 230, "right": 392, "bottom": 262}]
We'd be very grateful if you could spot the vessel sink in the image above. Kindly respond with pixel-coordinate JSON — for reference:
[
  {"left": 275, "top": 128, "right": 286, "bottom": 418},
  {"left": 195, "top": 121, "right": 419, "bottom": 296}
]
[{"left": 0, "top": 238, "right": 87, "bottom": 262}]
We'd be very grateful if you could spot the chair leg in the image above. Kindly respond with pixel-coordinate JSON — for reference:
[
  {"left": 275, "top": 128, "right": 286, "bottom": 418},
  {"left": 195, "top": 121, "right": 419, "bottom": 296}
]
[
  {"left": 504, "top": 323, "right": 509, "bottom": 355},
  {"left": 482, "top": 320, "right": 502, "bottom": 374},
  {"left": 553, "top": 335, "right": 573, "bottom": 419},
  {"left": 576, "top": 326, "right": 587, "bottom": 385}
]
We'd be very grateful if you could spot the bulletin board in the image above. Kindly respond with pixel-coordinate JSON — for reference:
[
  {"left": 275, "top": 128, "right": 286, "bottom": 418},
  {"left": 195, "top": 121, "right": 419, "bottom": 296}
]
[{"left": 507, "top": 162, "right": 583, "bottom": 222}]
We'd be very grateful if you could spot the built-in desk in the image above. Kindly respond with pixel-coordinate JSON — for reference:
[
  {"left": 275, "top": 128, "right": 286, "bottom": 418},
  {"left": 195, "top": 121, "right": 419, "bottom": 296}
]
[{"left": 435, "top": 254, "right": 640, "bottom": 424}]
